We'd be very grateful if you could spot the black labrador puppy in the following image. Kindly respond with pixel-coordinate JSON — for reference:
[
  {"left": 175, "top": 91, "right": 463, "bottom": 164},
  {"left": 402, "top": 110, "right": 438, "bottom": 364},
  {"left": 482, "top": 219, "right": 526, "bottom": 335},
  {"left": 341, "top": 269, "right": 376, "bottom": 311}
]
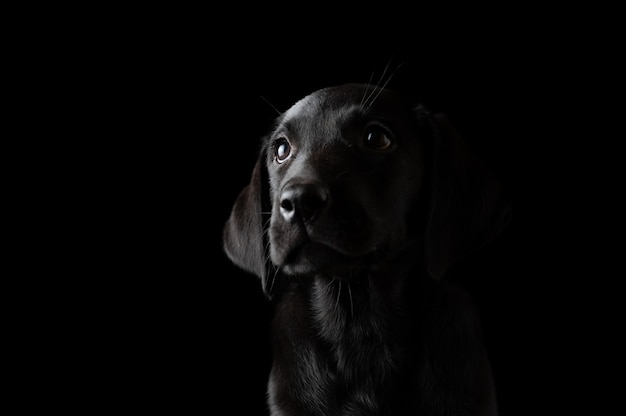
[{"left": 223, "top": 83, "right": 511, "bottom": 415}]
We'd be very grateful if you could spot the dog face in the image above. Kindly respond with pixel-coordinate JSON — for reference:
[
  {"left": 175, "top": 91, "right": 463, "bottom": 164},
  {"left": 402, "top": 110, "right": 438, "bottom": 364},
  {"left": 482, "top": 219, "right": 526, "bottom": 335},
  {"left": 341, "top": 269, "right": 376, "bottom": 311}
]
[
  {"left": 265, "top": 84, "right": 425, "bottom": 277},
  {"left": 223, "top": 83, "right": 511, "bottom": 297}
]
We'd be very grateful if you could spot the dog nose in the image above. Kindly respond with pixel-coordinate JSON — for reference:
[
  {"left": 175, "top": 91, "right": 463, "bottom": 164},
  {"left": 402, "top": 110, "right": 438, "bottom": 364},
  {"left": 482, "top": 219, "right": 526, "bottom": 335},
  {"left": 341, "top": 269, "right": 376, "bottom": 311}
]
[{"left": 279, "top": 182, "right": 329, "bottom": 223}]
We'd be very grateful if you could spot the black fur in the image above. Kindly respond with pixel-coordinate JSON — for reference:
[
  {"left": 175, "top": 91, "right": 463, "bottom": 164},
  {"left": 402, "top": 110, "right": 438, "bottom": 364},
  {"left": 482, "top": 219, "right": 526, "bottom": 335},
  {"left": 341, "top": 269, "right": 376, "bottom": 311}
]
[{"left": 223, "top": 83, "right": 510, "bottom": 415}]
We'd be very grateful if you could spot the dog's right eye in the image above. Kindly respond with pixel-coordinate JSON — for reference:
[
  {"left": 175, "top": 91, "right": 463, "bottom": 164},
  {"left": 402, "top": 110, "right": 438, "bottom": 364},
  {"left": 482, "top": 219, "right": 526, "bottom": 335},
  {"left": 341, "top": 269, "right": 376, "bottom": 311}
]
[{"left": 274, "top": 137, "right": 292, "bottom": 163}]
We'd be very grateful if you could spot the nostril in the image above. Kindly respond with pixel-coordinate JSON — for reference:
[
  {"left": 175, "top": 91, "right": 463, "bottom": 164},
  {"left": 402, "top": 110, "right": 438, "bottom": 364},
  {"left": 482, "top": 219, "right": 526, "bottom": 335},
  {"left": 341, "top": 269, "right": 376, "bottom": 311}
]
[
  {"left": 279, "top": 195, "right": 295, "bottom": 222},
  {"left": 279, "top": 182, "right": 329, "bottom": 223},
  {"left": 280, "top": 198, "right": 295, "bottom": 222},
  {"left": 280, "top": 199, "right": 294, "bottom": 212},
  {"left": 299, "top": 191, "right": 327, "bottom": 220}
]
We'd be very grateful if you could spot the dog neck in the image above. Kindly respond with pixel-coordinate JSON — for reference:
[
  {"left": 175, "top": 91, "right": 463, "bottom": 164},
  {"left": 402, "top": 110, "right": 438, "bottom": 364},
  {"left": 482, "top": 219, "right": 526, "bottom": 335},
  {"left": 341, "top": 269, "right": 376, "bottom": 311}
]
[{"left": 308, "top": 242, "right": 424, "bottom": 379}]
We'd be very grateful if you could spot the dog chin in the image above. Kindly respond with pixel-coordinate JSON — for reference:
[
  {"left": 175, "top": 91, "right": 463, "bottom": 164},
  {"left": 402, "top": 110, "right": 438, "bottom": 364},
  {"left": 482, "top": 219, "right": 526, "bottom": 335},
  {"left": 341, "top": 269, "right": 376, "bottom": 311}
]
[{"left": 278, "top": 242, "right": 369, "bottom": 277}]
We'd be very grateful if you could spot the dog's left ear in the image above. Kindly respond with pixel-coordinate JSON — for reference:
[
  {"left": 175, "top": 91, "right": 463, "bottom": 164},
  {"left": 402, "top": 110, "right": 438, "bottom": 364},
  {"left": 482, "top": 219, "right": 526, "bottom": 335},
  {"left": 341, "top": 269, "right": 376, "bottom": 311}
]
[
  {"left": 222, "top": 146, "right": 275, "bottom": 298},
  {"left": 419, "top": 109, "right": 512, "bottom": 280}
]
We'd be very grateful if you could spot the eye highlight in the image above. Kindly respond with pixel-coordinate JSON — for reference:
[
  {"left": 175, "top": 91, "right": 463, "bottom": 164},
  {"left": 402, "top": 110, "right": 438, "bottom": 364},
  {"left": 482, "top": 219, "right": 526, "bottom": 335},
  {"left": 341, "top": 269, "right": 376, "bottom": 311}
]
[
  {"left": 274, "top": 137, "right": 292, "bottom": 163},
  {"left": 363, "top": 124, "right": 393, "bottom": 150}
]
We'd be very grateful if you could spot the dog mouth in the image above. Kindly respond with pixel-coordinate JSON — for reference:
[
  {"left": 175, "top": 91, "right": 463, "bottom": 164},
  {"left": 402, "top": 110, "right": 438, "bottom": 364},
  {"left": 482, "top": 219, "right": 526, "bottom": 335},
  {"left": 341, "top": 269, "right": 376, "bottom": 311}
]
[{"left": 279, "top": 240, "right": 380, "bottom": 277}]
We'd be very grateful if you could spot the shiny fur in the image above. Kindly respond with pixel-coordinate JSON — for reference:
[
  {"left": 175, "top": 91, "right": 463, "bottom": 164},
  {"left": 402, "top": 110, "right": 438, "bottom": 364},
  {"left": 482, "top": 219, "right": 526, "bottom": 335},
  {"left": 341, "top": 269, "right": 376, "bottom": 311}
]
[{"left": 223, "top": 84, "right": 510, "bottom": 415}]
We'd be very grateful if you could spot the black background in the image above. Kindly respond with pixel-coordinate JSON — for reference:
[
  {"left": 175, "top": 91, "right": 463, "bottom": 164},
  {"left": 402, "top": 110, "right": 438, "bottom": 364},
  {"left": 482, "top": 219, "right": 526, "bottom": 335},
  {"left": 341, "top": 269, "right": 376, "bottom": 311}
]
[
  {"left": 34, "top": 9, "right": 613, "bottom": 415},
  {"left": 135, "top": 44, "right": 528, "bottom": 413}
]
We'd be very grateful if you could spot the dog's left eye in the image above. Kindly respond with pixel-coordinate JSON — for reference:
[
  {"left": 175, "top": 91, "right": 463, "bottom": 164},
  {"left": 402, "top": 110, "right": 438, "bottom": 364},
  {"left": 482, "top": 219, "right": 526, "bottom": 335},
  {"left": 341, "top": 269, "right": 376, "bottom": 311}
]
[
  {"left": 363, "top": 125, "right": 393, "bottom": 150},
  {"left": 274, "top": 137, "right": 292, "bottom": 163}
]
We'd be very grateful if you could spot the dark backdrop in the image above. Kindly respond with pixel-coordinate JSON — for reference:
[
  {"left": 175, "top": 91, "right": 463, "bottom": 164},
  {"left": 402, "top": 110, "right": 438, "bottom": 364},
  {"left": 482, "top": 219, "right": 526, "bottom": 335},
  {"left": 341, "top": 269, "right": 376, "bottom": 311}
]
[{"left": 73, "top": 17, "right": 598, "bottom": 415}]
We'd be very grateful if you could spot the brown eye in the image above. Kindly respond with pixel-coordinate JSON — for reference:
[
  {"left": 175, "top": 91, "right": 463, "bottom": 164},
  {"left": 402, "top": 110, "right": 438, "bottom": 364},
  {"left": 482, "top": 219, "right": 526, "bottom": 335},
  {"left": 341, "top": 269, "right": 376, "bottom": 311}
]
[
  {"left": 363, "top": 125, "right": 393, "bottom": 150},
  {"left": 274, "top": 137, "right": 292, "bottom": 163}
]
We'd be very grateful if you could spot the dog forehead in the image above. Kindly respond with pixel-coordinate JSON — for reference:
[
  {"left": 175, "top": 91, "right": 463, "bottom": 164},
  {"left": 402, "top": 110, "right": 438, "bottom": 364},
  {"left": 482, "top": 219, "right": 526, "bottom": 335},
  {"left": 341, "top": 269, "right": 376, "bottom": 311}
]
[
  {"left": 281, "top": 84, "right": 410, "bottom": 124},
  {"left": 282, "top": 87, "right": 355, "bottom": 123},
  {"left": 278, "top": 85, "right": 390, "bottom": 136}
]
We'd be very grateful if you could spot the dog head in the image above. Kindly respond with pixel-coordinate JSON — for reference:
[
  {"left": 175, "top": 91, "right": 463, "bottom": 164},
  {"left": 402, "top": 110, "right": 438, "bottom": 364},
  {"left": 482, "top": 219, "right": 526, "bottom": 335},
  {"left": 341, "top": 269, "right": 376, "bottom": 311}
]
[{"left": 223, "top": 83, "right": 511, "bottom": 297}]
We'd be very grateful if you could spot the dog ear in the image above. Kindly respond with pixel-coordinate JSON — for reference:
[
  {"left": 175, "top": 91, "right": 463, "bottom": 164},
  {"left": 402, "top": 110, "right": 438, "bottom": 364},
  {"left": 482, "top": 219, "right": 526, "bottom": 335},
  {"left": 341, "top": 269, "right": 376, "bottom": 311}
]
[
  {"left": 420, "top": 110, "right": 512, "bottom": 280},
  {"left": 222, "top": 146, "right": 275, "bottom": 298}
]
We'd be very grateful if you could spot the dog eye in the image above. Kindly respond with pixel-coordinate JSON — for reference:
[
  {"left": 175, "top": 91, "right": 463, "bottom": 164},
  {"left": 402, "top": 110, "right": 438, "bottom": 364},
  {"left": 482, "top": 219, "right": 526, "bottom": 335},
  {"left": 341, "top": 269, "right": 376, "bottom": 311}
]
[
  {"left": 274, "top": 137, "right": 292, "bottom": 163},
  {"left": 363, "top": 125, "right": 393, "bottom": 150}
]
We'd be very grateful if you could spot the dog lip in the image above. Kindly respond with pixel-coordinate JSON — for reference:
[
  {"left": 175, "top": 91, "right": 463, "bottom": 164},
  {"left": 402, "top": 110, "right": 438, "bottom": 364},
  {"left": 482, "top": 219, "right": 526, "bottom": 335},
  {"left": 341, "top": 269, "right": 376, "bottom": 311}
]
[{"left": 280, "top": 241, "right": 377, "bottom": 276}]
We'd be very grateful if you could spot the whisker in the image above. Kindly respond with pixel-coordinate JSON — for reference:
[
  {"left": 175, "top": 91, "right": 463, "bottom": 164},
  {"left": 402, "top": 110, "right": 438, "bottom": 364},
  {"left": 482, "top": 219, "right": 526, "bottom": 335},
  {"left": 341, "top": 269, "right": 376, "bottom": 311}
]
[
  {"left": 347, "top": 282, "right": 354, "bottom": 318},
  {"left": 361, "top": 72, "right": 376, "bottom": 107},
  {"left": 335, "top": 280, "right": 342, "bottom": 310},
  {"left": 366, "top": 61, "right": 404, "bottom": 109},
  {"left": 268, "top": 265, "right": 280, "bottom": 295},
  {"left": 262, "top": 217, "right": 272, "bottom": 253},
  {"left": 362, "top": 60, "right": 393, "bottom": 108},
  {"left": 260, "top": 95, "right": 282, "bottom": 116},
  {"left": 326, "top": 277, "right": 338, "bottom": 289}
]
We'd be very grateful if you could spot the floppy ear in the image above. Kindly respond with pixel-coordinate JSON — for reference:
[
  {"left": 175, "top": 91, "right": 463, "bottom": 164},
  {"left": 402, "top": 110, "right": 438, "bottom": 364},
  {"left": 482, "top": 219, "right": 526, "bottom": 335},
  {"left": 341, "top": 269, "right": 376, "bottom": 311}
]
[
  {"left": 421, "top": 110, "right": 512, "bottom": 280},
  {"left": 222, "top": 146, "right": 275, "bottom": 298}
]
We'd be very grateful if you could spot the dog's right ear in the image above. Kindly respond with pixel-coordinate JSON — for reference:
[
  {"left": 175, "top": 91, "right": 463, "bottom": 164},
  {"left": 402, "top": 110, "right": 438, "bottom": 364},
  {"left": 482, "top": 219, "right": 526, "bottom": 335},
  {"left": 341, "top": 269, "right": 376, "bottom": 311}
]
[{"left": 222, "top": 146, "right": 275, "bottom": 298}]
